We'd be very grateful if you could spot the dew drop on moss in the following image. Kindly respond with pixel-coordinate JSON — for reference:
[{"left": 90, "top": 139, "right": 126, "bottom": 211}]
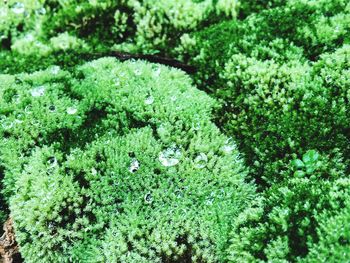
[
  {"left": 48, "top": 105, "right": 56, "bottom": 112},
  {"left": 153, "top": 67, "right": 161, "bottom": 77},
  {"left": 35, "top": 7, "right": 46, "bottom": 15},
  {"left": 144, "top": 95, "right": 154, "bottom": 105},
  {"left": 159, "top": 146, "right": 181, "bottom": 167},
  {"left": 91, "top": 168, "right": 97, "bottom": 176},
  {"left": 325, "top": 75, "right": 332, "bottom": 83},
  {"left": 144, "top": 192, "right": 153, "bottom": 203},
  {"left": 1, "top": 118, "right": 13, "bottom": 130},
  {"left": 24, "top": 105, "right": 33, "bottom": 114},
  {"left": 134, "top": 68, "right": 142, "bottom": 76},
  {"left": 47, "top": 157, "right": 57, "bottom": 169},
  {"left": 222, "top": 138, "right": 236, "bottom": 154},
  {"left": 13, "top": 94, "right": 21, "bottom": 104},
  {"left": 11, "top": 2, "right": 25, "bottom": 14},
  {"left": 129, "top": 158, "right": 140, "bottom": 173},
  {"left": 66, "top": 107, "right": 77, "bottom": 115},
  {"left": 193, "top": 153, "right": 208, "bottom": 169},
  {"left": 30, "top": 86, "right": 45, "bottom": 97},
  {"left": 50, "top": 65, "right": 60, "bottom": 75}
]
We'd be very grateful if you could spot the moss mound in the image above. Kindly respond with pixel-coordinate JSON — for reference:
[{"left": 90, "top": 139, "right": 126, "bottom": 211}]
[
  {"left": 0, "top": 58, "right": 254, "bottom": 262},
  {"left": 1, "top": 0, "right": 350, "bottom": 262}
]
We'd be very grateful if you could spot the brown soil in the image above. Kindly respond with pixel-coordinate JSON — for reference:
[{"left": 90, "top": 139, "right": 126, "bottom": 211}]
[{"left": 0, "top": 218, "right": 22, "bottom": 263}]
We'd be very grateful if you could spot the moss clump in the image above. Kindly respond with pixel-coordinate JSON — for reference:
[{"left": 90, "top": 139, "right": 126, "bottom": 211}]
[
  {"left": 1, "top": 0, "right": 239, "bottom": 59},
  {"left": 170, "top": 0, "right": 350, "bottom": 261},
  {"left": 179, "top": 0, "right": 349, "bottom": 91},
  {"left": 227, "top": 150, "right": 350, "bottom": 262},
  {"left": 0, "top": 58, "right": 254, "bottom": 262}
]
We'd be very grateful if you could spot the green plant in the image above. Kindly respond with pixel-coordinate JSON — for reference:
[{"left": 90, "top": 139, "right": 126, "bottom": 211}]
[
  {"left": 227, "top": 150, "right": 350, "bottom": 262},
  {"left": 0, "top": 58, "right": 254, "bottom": 262}
]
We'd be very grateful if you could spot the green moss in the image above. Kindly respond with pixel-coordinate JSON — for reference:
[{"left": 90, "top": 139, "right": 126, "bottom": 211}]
[
  {"left": 179, "top": 0, "right": 349, "bottom": 92},
  {"left": 1, "top": 0, "right": 240, "bottom": 60},
  {"left": 302, "top": 200, "right": 350, "bottom": 262},
  {"left": 168, "top": 1, "right": 350, "bottom": 261},
  {"left": 227, "top": 150, "right": 349, "bottom": 262},
  {"left": 1, "top": 58, "right": 254, "bottom": 262}
]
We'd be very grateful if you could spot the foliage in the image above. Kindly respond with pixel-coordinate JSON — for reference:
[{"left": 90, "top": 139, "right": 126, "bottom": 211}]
[
  {"left": 172, "top": 0, "right": 350, "bottom": 261},
  {"left": 1, "top": 0, "right": 350, "bottom": 262},
  {"left": 0, "top": 0, "right": 239, "bottom": 57},
  {"left": 227, "top": 150, "right": 350, "bottom": 262},
  {"left": 0, "top": 58, "right": 254, "bottom": 262}
]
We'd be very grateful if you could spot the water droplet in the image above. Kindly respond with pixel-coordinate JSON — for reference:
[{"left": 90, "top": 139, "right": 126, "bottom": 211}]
[
  {"left": 325, "top": 75, "right": 332, "bottom": 83},
  {"left": 24, "top": 34, "right": 34, "bottom": 41},
  {"left": 205, "top": 193, "right": 215, "bottom": 206},
  {"left": 35, "top": 7, "right": 46, "bottom": 15},
  {"left": 30, "top": 86, "right": 45, "bottom": 97},
  {"left": 11, "top": 2, "right": 25, "bottom": 14},
  {"left": 175, "top": 189, "right": 184, "bottom": 198},
  {"left": 24, "top": 105, "right": 33, "bottom": 114},
  {"left": 91, "top": 168, "right": 97, "bottom": 176},
  {"left": 206, "top": 198, "right": 214, "bottom": 206},
  {"left": 159, "top": 146, "right": 181, "bottom": 167},
  {"left": 50, "top": 65, "right": 60, "bottom": 75},
  {"left": 144, "top": 192, "right": 153, "bottom": 203},
  {"left": 0, "top": 8, "right": 7, "bottom": 18},
  {"left": 193, "top": 153, "right": 208, "bottom": 169},
  {"left": 48, "top": 105, "right": 56, "bottom": 112},
  {"left": 114, "top": 78, "right": 120, "bottom": 86},
  {"left": 15, "top": 77, "right": 22, "bottom": 84},
  {"left": 144, "top": 95, "right": 154, "bottom": 105},
  {"left": 222, "top": 138, "right": 236, "bottom": 154},
  {"left": 14, "top": 113, "right": 24, "bottom": 124},
  {"left": 1, "top": 119, "right": 13, "bottom": 130},
  {"left": 13, "top": 94, "right": 21, "bottom": 104},
  {"left": 30, "top": 120, "right": 40, "bottom": 127},
  {"left": 47, "top": 157, "right": 57, "bottom": 169},
  {"left": 129, "top": 158, "right": 140, "bottom": 173},
  {"left": 134, "top": 68, "right": 142, "bottom": 76},
  {"left": 66, "top": 107, "right": 77, "bottom": 115},
  {"left": 191, "top": 122, "right": 201, "bottom": 131},
  {"left": 153, "top": 67, "right": 161, "bottom": 77},
  {"left": 48, "top": 222, "right": 55, "bottom": 230}
]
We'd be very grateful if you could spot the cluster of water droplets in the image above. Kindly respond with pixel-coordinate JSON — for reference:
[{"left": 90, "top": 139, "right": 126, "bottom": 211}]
[
  {"left": 205, "top": 192, "right": 216, "bottom": 206},
  {"left": 158, "top": 145, "right": 182, "bottom": 167}
]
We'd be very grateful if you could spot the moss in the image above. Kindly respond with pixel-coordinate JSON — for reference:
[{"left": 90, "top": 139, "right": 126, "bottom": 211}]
[
  {"left": 179, "top": 0, "right": 349, "bottom": 92},
  {"left": 1, "top": 58, "right": 254, "bottom": 262},
  {"left": 227, "top": 150, "right": 350, "bottom": 262},
  {"left": 1, "top": 0, "right": 240, "bottom": 59}
]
